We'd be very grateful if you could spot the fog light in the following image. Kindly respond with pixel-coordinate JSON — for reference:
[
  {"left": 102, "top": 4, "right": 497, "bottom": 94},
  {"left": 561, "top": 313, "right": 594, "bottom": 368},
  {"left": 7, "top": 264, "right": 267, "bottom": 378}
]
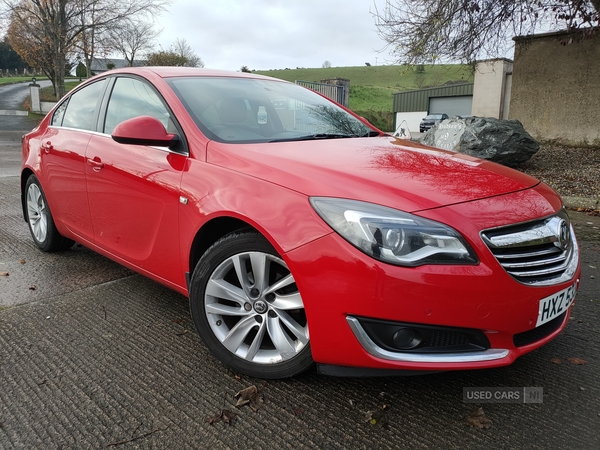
[{"left": 392, "top": 328, "right": 421, "bottom": 350}]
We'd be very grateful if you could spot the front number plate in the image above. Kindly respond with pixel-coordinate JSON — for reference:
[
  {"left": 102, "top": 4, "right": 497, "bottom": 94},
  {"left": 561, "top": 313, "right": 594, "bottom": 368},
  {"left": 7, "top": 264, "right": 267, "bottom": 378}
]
[{"left": 536, "top": 283, "right": 576, "bottom": 327}]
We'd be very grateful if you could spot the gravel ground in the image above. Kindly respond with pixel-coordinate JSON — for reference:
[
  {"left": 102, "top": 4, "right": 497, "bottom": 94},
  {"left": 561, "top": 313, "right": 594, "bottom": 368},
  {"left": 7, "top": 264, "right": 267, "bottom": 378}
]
[{"left": 517, "top": 144, "right": 600, "bottom": 200}]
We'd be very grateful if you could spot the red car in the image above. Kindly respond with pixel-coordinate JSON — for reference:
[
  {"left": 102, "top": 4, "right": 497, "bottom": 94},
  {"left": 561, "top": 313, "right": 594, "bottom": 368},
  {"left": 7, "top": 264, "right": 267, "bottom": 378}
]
[{"left": 21, "top": 68, "right": 580, "bottom": 379}]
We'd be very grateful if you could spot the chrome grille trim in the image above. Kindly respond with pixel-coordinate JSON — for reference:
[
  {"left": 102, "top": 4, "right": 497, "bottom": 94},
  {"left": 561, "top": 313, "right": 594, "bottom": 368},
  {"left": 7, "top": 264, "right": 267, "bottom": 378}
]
[
  {"left": 481, "top": 210, "right": 579, "bottom": 286},
  {"left": 494, "top": 247, "right": 561, "bottom": 260},
  {"left": 483, "top": 216, "right": 567, "bottom": 249},
  {"left": 501, "top": 253, "right": 567, "bottom": 269}
]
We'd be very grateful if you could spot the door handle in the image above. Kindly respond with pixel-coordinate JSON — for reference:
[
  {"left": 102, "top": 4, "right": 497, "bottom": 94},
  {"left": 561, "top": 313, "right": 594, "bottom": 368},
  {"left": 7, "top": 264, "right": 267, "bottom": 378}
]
[
  {"left": 41, "top": 141, "right": 53, "bottom": 154},
  {"left": 87, "top": 157, "right": 104, "bottom": 172}
]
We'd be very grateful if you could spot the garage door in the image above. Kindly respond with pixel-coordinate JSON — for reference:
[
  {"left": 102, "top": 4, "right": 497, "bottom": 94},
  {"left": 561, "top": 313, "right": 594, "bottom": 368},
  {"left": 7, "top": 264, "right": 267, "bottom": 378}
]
[{"left": 429, "top": 96, "right": 473, "bottom": 117}]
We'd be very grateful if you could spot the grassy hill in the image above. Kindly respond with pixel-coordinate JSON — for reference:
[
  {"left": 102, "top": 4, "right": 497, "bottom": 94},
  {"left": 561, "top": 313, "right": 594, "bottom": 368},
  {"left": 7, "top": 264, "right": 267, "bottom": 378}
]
[{"left": 255, "top": 64, "right": 473, "bottom": 130}]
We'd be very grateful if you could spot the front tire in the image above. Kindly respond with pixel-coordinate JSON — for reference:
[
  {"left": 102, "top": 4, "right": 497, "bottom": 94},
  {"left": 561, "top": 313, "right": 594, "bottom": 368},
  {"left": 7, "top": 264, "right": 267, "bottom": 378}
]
[
  {"left": 25, "top": 175, "right": 74, "bottom": 252},
  {"left": 189, "top": 230, "right": 312, "bottom": 379}
]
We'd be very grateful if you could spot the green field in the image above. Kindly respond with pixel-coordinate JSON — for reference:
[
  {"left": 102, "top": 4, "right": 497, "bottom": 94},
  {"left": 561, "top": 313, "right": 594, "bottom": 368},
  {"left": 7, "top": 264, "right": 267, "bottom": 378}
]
[
  {"left": 255, "top": 64, "right": 473, "bottom": 130},
  {"left": 0, "top": 76, "right": 47, "bottom": 86}
]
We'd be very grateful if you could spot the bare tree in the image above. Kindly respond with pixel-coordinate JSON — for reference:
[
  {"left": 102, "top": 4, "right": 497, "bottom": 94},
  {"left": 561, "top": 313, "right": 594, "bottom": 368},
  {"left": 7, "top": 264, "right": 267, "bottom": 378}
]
[
  {"left": 109, "top": 19, "right": 161, "bottom": 67},
  {"left": 171, "top": 38, "right": 204, "bottom": 68},
  {"left": 1, "top": 0, "right": 173, "bottom": 99},
  {"left": 373, "top": 1, "right": 600, "bottom": 65},
  {"left": 73, "top": 0, "right": 171, "bottom": 77}
]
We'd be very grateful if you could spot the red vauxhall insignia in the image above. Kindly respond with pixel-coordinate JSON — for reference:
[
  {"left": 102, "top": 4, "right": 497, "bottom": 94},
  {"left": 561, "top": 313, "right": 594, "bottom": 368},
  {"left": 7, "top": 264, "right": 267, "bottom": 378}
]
[{"left": 21, "top": 68, "right": 581, "bottom": 378}]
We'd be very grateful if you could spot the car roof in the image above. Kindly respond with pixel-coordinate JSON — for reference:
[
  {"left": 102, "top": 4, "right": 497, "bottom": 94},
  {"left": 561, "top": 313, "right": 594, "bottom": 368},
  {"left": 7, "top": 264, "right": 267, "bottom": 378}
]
[{"left": 106, "top": 66, "right": 277, "bottom": 81}]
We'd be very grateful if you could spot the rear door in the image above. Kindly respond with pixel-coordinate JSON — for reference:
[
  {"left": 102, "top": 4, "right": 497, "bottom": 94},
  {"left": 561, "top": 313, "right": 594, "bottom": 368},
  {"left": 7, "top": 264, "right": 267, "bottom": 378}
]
[
  {"left": 85, "top": 76, "right": 187, "bottom": 287},
  {"left": 40, "top": 78, "right": 109, "bottom": 242}
]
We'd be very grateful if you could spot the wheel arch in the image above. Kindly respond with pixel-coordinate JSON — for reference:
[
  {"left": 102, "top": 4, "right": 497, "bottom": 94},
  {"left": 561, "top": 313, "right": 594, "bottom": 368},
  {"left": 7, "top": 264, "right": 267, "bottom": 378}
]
[
  {"left": 20, "top": 168, "right": 35, "bottom": 223},
  {"left": 188, "top": 216, "right": 262, "bottom": 282}
]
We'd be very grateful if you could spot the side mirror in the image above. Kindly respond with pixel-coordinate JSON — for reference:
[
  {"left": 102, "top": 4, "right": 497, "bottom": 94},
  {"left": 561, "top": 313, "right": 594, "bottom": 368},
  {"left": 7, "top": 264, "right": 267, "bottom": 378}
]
[{"left": 111, "top": 115, "right": 177, "bottom": 147}]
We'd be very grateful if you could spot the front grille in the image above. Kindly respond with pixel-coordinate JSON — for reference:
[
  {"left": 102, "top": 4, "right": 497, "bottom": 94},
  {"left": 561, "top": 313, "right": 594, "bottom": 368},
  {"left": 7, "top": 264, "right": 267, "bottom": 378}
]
[
  {"left": 513, "top": 312, "right": 567, "bottom": 347},
  {"left": 481, "top": 210, "right": 579, "bottom": 286}
]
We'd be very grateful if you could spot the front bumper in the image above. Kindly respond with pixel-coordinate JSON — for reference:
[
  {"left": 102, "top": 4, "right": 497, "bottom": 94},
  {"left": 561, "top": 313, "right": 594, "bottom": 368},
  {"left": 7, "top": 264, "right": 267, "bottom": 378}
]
[{"left": 283, "top": 189, "right": 581, "bottom": 373}]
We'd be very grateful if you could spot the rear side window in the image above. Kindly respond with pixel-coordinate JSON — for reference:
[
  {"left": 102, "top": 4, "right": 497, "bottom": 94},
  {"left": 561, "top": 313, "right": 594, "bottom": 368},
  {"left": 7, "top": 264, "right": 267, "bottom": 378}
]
[
  {"left": 61, "top": 79, "right": 108, "bottom": 131},
  {"left": 103, "top": 77, "right": 174, "bottom": 135}
]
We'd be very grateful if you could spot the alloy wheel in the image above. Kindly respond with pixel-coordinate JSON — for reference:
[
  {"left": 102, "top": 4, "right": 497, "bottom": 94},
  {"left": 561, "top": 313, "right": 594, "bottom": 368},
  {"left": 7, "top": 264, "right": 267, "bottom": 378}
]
[{"left": 204, "top": 251, "right": 309, "bottom": 364}]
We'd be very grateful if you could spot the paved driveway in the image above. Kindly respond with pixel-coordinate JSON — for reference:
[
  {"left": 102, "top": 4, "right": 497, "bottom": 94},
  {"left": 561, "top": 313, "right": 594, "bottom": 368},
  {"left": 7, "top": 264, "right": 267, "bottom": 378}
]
[
  {"left": 0, "top": 81, "right": 51, "bottom": 132},
  {"left": 1, "top": 130, "right": 599, "bottom": 449}
]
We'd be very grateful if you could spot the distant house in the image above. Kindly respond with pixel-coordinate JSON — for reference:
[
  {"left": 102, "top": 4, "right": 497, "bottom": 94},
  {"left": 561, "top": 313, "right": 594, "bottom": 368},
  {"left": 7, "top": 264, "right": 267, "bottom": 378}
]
[
  {"left": 89, "top": 58, "right": 146, "bottom": 74},
  {"left": 392, "top": 59, "right": 513, "bottom": 134}
]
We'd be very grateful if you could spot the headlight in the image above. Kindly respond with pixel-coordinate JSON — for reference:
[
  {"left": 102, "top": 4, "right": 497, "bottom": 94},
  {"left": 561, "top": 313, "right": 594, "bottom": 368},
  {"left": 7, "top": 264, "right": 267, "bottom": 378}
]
[{"left": 310, "top": 197, "right": 478, "bottom": 267}]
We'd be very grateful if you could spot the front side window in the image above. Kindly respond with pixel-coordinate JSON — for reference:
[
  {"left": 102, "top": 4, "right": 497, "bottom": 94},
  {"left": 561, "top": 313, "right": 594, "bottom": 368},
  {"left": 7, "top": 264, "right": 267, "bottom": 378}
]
[
  {"left": 104, "top": 77, "right": 174, "bottom": 135},
  {"left": 166, "top": 77, "right": 374, "bottom": 143},
  {"left": 61, "top": 79, "right": 108, "bottom": 131}
]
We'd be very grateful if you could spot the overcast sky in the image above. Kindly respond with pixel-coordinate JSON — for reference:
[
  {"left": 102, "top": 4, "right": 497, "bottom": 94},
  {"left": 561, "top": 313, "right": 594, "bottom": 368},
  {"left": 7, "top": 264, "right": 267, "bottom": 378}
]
[{"left": 153, "top": 0, "right": 396, "bottom": 71}]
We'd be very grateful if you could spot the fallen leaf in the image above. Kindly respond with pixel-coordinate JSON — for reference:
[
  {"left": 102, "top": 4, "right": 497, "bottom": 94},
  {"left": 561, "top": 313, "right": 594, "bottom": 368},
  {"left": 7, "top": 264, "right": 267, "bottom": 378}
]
[
  {"left": 175, "top": 330, "right": 188, "bottom": 336},
  {"left": 29, "top": 285, "right": 36, "bottom": 291},
  {"left": 465, "top": 407, "right": 492, "bottom": 429},
  {"left": 568, "top": 357, "right": 588, "bottom": 365},
  {"left": 364, "top": 404, "right": 389, "bottom": 427},
  {"left": 234, "top": 385, "right": 264, "bottom": 412},
  {"left": 550, "top": 358, "right": 561, "bottom": 364},
  {"left": 171, "top": 318, "right": 183, "bottom": 323},
  {"left": 20, "top": 259, "right": 26, "bottom": 264},
  {"left": 208, "top": 409, "right": 237, "bottom": 426},
  {"left": 0, "top": 272, "right": 8, "bottom": 276}
]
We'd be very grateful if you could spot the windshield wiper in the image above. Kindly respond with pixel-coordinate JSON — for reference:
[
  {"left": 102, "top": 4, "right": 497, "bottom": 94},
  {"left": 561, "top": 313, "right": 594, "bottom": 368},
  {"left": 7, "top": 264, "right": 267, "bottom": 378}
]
[
  {"left": 269, "top": 133, "right": 356, "bottom": 143},
  {"left": 360, "top": 131, "right": 381, "bottom": 137}
]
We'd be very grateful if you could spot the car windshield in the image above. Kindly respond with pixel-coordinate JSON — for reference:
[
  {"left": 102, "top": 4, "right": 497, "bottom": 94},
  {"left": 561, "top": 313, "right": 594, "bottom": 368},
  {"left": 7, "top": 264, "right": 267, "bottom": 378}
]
[
  {"left": 425, "top": 114, "right": 444, "bottom": 120},
  {"left": 166, "top": 77, "right": 374, "bottom": 143}
]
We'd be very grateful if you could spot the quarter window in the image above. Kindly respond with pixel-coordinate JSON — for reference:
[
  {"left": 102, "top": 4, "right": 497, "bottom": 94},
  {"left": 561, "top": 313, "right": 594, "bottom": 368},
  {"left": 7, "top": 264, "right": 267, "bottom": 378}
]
[{"left": 51, "top": 100, "right": 68, "bottom": 126}]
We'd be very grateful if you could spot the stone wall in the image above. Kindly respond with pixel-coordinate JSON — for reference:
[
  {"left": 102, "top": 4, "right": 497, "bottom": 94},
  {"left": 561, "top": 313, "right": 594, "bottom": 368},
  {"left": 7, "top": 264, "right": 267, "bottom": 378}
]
[
  {"left": 510, "top": 28, "right": 600, "bottom": 146},
  {"left": 0, "top": 68, "right": 41, "bottom": 77}
]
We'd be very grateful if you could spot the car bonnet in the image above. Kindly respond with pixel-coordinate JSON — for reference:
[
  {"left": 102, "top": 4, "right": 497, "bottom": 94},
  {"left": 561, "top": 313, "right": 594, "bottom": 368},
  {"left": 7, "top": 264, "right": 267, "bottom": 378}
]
[{"left": 206, "top": 136, "right": 541, "bottom": 213}]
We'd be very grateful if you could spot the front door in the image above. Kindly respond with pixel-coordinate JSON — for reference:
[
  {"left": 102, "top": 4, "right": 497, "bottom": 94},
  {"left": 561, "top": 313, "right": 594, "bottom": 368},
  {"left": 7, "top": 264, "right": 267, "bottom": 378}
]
[{"left": 85, "top": 76, "right": 187, "bottom": 287}]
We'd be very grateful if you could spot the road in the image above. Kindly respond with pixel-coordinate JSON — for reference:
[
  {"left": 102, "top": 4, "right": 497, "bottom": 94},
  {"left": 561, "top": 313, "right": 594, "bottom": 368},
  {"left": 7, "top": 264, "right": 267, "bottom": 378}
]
[
  {"left": 0, "top": 107, "right": 599, "bottom": 447},
  {"left": 0, "top": 80, "right": 53, "bottom": 109},
  {"left": 0, "top": 80, "right": 52, "bottom": 131}
]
